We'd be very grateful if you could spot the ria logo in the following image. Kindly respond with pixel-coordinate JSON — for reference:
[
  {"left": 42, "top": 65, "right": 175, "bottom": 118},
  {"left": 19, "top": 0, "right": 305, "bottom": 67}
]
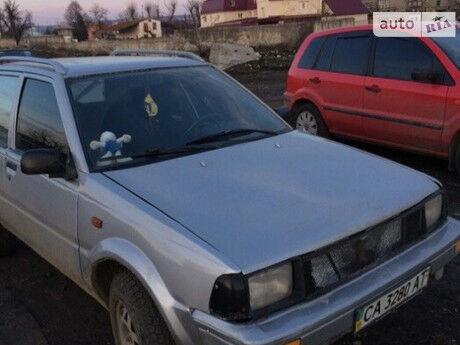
[
  {"left": 373, "top": 12, "right": 456, "bottom": 37},
  {"left": 424, "top": 14, "right": 454, "bottom": 35}
]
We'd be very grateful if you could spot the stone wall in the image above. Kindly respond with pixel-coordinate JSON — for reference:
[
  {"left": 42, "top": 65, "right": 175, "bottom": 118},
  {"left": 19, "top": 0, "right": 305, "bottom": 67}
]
[
  {"left": 181, "top": 21, "right": 316, "bottom": 49},
  {"left": 0, "top": 17, "right": 356, "bottom": 55}
]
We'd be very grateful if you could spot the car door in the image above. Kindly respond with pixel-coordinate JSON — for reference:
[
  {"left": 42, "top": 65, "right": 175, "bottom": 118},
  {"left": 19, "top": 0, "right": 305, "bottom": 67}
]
[
  {"left": 310, "top": 31, "right": 372, "bottom": 137},
  {"left": 361, "top": 37, "right": 450, "bottom": 152},
  {"left": 0, "top": 74, "right": 21, "bottom": 224},
  {"left": 2, "top": 76, "right": 81, "bottom": 282}
]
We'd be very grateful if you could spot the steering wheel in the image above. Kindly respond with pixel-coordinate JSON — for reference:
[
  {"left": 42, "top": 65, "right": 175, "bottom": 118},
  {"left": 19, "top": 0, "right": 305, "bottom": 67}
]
[{"left": 183, "top": 115, "right": 222, "bottom": 142}]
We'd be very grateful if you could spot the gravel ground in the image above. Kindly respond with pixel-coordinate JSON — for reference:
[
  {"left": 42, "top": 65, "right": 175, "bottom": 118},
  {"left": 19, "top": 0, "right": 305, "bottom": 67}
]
[{"left": 0, "top": 69, "right": 458, "bottom": 345}]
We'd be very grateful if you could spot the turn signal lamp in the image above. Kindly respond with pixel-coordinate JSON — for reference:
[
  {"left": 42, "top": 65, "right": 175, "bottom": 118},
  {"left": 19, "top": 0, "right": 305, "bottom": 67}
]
[{"left": 284, "top": 340, "right": 301, "bottom": 345}]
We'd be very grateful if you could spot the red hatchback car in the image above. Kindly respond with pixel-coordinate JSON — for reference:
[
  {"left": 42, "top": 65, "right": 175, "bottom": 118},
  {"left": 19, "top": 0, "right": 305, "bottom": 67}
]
[{"left": 285, "top": 25, "right": 460, "bottom": 174}]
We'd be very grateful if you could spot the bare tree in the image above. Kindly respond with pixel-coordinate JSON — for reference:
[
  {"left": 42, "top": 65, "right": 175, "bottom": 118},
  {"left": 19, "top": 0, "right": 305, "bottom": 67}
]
[
  {"left": 185, "top": 0, "right": 202, "bottom": 27},
  {"left": 164, "top": 0, "right": 177, "bottom": 22},
  {"left": 64, "top": 1, "right": 84, "bottom": 26},
  {"left": 89, "top": 3, "right": 108, "bottom": 25},
  {"left": 0, "top": 9, "right": 6, "bottom": 37},
  {"left": 64, "top": 1, "right": 88, "bottom": 41},
  {"left": 144, "top": 2, "right": 153, "bottom": 18},
  {"left": 1, "top": 0, "right": 32, "bottom": 45},
  {"left": 120, "top": 2, "right": 139, "bottom": 21},
  {"left": 144, "top": 1, "right": 160, "bottom": 19}
]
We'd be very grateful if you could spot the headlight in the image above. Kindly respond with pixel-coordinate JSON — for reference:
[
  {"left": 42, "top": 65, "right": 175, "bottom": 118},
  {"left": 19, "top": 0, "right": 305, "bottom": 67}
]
[
  {"left": 209, "top": 262, "right": 296, "bottom": 321},
  {"left": 425, "top": 193, "right": 443, "bottom": 230},
  {"left": 248, "top": 262, "right": 293, "bottom": 310}
]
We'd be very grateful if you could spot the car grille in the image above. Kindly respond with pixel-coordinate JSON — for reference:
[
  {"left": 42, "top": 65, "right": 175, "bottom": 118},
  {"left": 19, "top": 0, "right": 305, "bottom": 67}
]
[{"left": 302, "top": 201, "right": 444, "bottom": 298}]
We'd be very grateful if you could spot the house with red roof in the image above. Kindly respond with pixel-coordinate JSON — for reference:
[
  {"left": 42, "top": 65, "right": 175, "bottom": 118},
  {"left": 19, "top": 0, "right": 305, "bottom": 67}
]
[
  {"left": 323, "top": 0, "right": 369, "bottom": 24},
  {"left": 200, "top": 0, "right": 369, "bottom": 27},
  {"left": 97, "top": 19, "right": 162, "bottom": 39},
  {"left": 201, "top": 0, "right": 258, "bottom": 27},
  {"left": 257, "top": 0, "right": 322, "bottom": 22}
]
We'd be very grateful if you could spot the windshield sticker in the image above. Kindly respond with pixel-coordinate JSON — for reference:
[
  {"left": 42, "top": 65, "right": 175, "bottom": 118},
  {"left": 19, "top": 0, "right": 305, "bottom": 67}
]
[
  {"left": 144, "top": 92, "right": 158, "bottom": 117},
  {"left": 90, "top": 131, "right": 132, "bottom": 159}
]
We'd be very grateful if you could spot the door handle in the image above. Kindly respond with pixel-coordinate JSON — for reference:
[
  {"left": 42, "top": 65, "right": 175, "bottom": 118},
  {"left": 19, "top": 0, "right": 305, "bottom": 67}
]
[
  {"left": 5, "top": 160, "right": 17, "bottom": 181},
  {"left": 309, "top": 77, "right": 321, "bottom": 85},
  {"left": 365, "top": 85, "right": 381, "bottom": 93},
  {"left": 6, "top": 160, "right": 17, "bottom": 171}
]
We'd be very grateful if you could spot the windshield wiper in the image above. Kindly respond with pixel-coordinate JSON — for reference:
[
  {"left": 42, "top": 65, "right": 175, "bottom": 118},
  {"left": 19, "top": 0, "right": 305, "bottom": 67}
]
[
  {"left": 186, "top": 128, "right": 278, "bottom": 145},
  {"left": 99, "top": 145, "right": 215, "bottom": 162}
]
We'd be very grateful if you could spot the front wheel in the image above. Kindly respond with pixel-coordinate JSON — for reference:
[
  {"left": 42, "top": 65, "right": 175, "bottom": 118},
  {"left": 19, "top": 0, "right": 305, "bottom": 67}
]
[
  {"left": 290, "top": 103, "right": 329, "bottom": 137},
  {"left": 109, "top": 270, "right": 175, "bottom": 345}
]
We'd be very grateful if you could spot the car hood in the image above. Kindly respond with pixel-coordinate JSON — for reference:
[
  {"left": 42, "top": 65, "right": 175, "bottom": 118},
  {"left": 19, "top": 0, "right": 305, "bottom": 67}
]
[{"left": 104, "top": 131, "right": 439, "bottom": 273}]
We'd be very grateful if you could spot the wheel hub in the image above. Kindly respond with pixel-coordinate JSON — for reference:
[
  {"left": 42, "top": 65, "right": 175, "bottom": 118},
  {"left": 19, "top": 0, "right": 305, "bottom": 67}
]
[
  {"left": 115, "top": 301, "right": 140, "bottom": 345},
  {"left": 296, "top": 111, "right": 318, "bottom": 135}
]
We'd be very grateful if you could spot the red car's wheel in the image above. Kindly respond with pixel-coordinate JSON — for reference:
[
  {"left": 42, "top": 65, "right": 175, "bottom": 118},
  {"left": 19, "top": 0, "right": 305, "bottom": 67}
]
[{"left": 290, "top": 103, "right": 329, "bottom": 137}]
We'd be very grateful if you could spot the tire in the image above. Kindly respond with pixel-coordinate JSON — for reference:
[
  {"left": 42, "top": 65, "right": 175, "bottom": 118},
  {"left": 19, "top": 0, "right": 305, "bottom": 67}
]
[
  {"left": 0, "top": 224, "right": 16, "bottom": 257},
  {"left": 109, "top": 270, "right": 175, "bottom": 345},
  {"left": 290, "top": 103, "right": 329, "bottom": 137}
]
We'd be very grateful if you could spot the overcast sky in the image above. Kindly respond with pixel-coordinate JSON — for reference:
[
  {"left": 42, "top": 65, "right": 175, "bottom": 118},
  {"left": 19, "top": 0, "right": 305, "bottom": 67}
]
[{"left": 19, "top": 0, "right": 186, "bottom": 25}]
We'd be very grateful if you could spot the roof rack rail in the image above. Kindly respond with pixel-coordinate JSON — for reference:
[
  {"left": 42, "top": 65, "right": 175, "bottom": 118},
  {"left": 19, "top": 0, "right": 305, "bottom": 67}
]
[
  {"left": 111, "top": 49, "right": 205, "bottom": 62},
  {"left": 0, "top": 56, "right": 67, "bottom": 74}
]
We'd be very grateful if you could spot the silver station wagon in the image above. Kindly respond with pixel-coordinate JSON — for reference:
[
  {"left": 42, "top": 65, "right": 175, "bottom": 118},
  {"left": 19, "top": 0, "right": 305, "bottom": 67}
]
[{"left": 0, "top": 52, "right": 458, "bottom": 345}]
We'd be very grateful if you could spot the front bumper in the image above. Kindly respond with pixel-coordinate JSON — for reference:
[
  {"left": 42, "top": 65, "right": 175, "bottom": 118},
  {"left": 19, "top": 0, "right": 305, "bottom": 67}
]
[{"left": 192, "top": 217, "right": 460, "bottom": 345}]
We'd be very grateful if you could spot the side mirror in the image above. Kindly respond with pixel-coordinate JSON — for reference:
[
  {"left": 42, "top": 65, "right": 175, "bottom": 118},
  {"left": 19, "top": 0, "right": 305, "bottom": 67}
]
[
  {"left": 411, "top": 69, "right": 442, "bottom": 84},
  {"left": 21, "top": 148, "right": 75, "bottom": 180}
]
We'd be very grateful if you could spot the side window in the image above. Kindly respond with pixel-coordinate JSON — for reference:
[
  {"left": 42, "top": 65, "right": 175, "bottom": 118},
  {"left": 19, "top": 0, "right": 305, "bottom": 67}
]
[
  {"left": 16, "top": 79, "right": 68, "bottom": 154},
  {"left": 330, "top": 36, "right": 371, "bottom": 75},
  {"left": 373, "top": 38, "right": 440, "bottom": 82},
  {"left": 0, "top": 76, "right": 20, "bottom": 147},
  {"left": 298, "top": 36, "right": 326, "bottom": 69},
  {"left": 315, "top": 35, "right": 337, "bottom": 70}
]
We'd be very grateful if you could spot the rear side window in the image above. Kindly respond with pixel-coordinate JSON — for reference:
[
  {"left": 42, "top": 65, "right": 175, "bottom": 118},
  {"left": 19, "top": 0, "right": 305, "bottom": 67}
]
[
  {"left": 315, "top": 35, "right": 337, "bottom": 70},
  {"left": 373, "top": 38, "right": 440, "bottom": 82},
  {"left": 298, "top": 36, "right": 326, "bottom": 69},
  {"left": 0, "top": 76, "right": 20, "bottom": 147},
  {"left": 16, "top": 79, "right": 68, "bottom": 153},
  {"left": 330, "top": 36, "right": 371, "bottom": 75}
]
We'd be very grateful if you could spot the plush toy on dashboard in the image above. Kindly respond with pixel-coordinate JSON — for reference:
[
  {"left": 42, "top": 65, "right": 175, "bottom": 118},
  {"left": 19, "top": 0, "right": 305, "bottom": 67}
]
[{"left": 90, "top": 131, "right": 132, "bottom": 159}]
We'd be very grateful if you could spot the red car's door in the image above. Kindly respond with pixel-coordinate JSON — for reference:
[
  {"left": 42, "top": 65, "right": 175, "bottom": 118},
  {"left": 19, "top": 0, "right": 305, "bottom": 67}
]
[
  {"left": 312, "top": 32, "right": 372, "bottom": 137},
  {"left": 361, "top": 37, "right": 449, "bottom": 153}
]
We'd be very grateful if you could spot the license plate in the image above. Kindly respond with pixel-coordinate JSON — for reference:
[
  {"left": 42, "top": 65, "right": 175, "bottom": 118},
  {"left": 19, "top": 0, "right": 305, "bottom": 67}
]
[{"left": 354, "top": 267, "right": 430, "bottom": 333}]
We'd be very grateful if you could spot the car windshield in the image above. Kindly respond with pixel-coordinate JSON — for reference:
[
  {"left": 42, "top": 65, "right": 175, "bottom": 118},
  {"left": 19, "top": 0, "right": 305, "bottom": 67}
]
[
  {"left": 66, "top": 65, "right": 290, "bottom": 171},
  {"left": 432, "top": 29, "right": 460, "bottom": 69}
]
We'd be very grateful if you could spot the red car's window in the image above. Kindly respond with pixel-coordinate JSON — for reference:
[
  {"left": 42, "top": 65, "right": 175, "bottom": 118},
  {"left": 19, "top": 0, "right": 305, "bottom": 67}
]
[
  {"left": 373, "top": 37, "right": 447, "bottom": 84},
  {"left": 298, "top": 36, "right": 326, "bottom": 69},
  {"left": 330, "top": 35, "right": 372, "bottom": 75},
  {"left": 315, "top": 35, "right": 337, "bottom": 71}
]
